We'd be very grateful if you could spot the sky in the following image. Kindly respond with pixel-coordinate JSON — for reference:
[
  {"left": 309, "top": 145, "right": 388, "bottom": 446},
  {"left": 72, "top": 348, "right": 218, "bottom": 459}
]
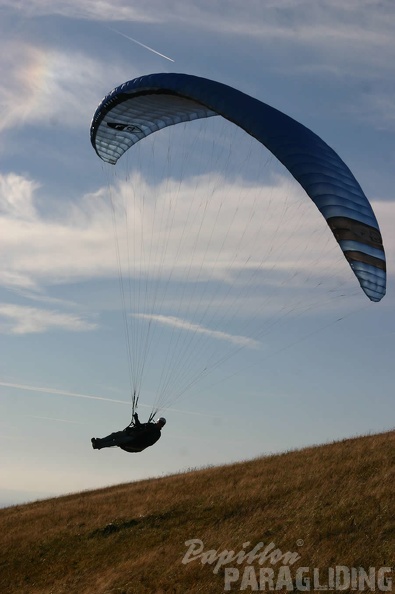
[{"left": 0, "top": 0, "right": 394, "bottom": 507}]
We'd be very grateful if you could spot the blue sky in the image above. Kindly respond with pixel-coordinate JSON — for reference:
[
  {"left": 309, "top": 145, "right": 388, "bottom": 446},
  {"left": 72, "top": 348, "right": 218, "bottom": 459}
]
[{"left": 0, "top": 0, "right": 394, "bottom": 507}]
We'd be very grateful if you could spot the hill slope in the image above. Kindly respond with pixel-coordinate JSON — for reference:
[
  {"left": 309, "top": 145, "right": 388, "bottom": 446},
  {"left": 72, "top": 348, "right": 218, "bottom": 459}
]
[{"left": 1, "top": 431, "right": 394, "bottom": 593}]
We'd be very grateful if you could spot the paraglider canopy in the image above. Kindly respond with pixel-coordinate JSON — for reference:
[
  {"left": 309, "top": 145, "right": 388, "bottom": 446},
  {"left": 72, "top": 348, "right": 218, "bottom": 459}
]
[{"left": 91, "top": 73, "right": 386, "bottom": 303}]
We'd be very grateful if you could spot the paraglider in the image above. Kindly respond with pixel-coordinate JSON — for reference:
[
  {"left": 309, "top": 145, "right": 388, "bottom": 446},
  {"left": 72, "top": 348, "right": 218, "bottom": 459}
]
[
  {"left": 90, "top": 73, "right": 386, "bottom": 445},
  {"left": 91, "top": 72, "right": 386, "bottom": 303},
  {"left": 91, "top": 414, "right": 166, "bottom": 453}
]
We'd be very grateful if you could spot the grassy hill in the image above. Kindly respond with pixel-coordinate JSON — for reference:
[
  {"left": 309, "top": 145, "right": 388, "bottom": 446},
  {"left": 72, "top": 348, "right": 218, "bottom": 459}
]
[{"left": 1, "top": 430, "right": 394, "bottom": 593}]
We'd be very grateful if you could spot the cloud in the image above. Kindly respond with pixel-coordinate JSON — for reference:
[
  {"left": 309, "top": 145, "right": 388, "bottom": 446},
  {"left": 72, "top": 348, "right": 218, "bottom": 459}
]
[
  {"left": 0, "top": 172, "right": 117, "bottom": 290},
  {"left": 1, "top": 1, "right": 394, "bottom": 138},
  {"left": 133, "top": 313, "right": 260, "bottom": 348},
  {"left": 1, "top": 0, "right": 157, "bottom": 22},
  {"left": 0, "top": 1, "right": 383, "bottom": 26},
  {"left": 4, "top": 0, "right": 395, "bottom": 51},
  {"left": 0, "top": 173, "right": 39, "bottom": 218},
  {"left": 2, "top": 167, "right": 393, "bottom": 305},
  {"left": 0, "top": 303, "right": 96, "bottom": 334},
  {"left": 348, "top": 91, "right": 395, "bottom": 132},
  {"left": 0, "top": 41, "right": 127, "bottom": 133}
]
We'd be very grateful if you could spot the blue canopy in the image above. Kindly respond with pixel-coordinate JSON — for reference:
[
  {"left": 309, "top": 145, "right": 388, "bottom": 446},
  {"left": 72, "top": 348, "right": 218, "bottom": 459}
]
[{"left": 91, "top": 73, "right": 386, "bottom": 302}]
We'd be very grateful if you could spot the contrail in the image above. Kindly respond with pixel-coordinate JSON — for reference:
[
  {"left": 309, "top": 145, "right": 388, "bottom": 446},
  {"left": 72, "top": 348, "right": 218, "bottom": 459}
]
[
  {"left": 0, "top": 381, "right": 129, "bottom": 405},
  {"left": 107, "top": 26, "right": 175, "bottom": 62},
  {"left": 0, "top": 381, "right": 210, "bottom": 416},
  {"left": 28, "top": 415, "right": 86, "bottom": 425}
]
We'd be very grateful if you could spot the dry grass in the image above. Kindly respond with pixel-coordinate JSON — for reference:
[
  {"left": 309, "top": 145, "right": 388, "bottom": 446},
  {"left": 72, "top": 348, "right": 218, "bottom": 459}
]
[{"left": 1, "top": 430, "right": 394, "bottom": 593}]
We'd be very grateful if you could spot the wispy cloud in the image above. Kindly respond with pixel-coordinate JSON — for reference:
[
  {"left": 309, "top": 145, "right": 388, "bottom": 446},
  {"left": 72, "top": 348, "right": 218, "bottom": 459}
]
[
  {"left": 133, "top": 313, "right": 260, "bottom": 348},
  {"left": 0, "top": 173, "right": 39, "bottom": 218},
  {"left": 0, "top": 172, "right": 117, "bottom": 290},
  {"left": 3, "top": 0, "right": 395, "bottom": 57},
  {"left": 0, "top": 41, "right": 127, "bottom": 133},
  {"left": 0, "top": 0, "right": 158, "bottom": 23},
  {"left": 0, "top": 170, "right": 336, "bottom": 292},
  {"left": 0, "top": 304, "right": 96, "bottom": 335},
  {"left": 1, "top": 1, "right": 393, "bottom": 142},
  {"left": 4, "top": 0, "right": 394, "bottom": 36},
  {"left": 2, "top": 169, "right": 393, "bottom": 314}
]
